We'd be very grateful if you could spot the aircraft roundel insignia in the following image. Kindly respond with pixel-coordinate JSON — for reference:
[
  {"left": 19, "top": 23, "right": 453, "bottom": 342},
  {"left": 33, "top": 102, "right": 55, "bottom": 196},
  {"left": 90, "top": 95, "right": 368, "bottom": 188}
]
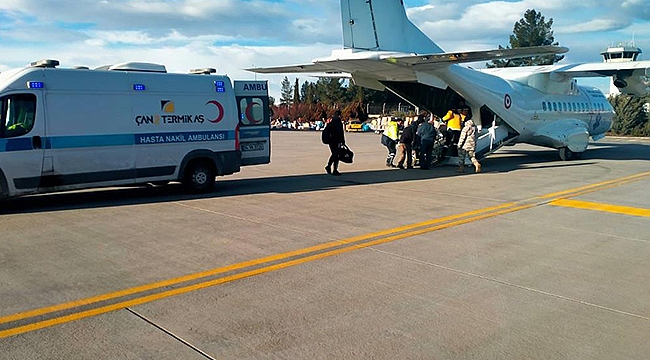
[
  {"left": 206, "top": 100, "right": 224, "bottom": 123},
  {"left": 504, "top": 94, "right": 512, "bottom": 109}
]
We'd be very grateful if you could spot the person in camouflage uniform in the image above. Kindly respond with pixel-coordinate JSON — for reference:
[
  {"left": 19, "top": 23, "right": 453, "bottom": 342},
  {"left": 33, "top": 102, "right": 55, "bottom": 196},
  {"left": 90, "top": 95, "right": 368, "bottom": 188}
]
[{"left": 457, "top": 114, "right": 481, "bottom": 173}]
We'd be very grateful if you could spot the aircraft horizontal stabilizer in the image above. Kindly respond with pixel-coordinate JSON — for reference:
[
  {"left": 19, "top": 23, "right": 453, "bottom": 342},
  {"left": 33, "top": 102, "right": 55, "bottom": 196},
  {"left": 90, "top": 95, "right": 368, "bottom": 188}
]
[
  {"left": 248, "top": 46, "right": 568, "bottom": 75},
  {"left": 392, "top": 46, "right": 568, "bottom": 70},
  {"left": 247, "top": 63, "right": 333, "bottom": 74}
]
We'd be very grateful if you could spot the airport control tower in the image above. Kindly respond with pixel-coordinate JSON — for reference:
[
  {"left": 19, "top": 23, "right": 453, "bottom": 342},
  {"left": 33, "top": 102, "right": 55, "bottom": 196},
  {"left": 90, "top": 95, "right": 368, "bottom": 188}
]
[{"left": 601, "top": 42, "right": 642, "bottom": 94}]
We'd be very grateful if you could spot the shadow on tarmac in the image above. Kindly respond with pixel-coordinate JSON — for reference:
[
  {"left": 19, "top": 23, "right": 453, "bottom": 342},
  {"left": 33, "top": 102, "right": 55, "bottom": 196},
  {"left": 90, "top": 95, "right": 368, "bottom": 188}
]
[{"left": 1, "top": 141, "right": 648, "bottom": 215}]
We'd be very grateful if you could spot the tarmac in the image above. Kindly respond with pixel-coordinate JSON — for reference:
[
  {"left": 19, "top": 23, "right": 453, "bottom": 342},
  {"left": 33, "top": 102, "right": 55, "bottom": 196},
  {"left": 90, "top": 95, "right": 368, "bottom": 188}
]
[{"left": 1, "top": 131, "right": 649, "bottom": 359}]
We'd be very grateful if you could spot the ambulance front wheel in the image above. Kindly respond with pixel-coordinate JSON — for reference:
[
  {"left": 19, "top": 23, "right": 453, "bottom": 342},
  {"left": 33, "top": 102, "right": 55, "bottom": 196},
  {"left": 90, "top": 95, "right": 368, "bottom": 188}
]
[{"left": 183, "top": 160, "right": 216, "bottom": 193}]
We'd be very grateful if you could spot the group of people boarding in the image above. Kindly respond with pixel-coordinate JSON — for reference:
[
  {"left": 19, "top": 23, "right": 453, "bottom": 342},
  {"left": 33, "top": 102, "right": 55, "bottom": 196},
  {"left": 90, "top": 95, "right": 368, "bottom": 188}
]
[
  {"left": 381, "top": 107, "right": 481, "bottom": 173},
  {"left": 321, "top": 107, "right": 482, "bottom": 176}
]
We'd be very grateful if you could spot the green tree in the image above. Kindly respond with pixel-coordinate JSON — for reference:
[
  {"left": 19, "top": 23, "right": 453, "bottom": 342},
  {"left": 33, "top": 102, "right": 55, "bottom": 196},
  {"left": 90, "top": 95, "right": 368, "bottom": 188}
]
[
  {"left": 609, "top": 94, "right": 650, "bottom": 136},
  {"left": 268, "top": 96, "right": 275, "bottom": 118},
  {"left": 488, "top": 9, "right": 564, "bottom": 68},
  {"left": 293, "top": 78, "right": 300, "bottom": 106},
  {"left": 280, "top": 76, "right": 293, "bottom": 106},
  {"left": 315, "top": 78, "right": 346, "bottom": 106},
  {"left": 301, "top": 81, "right": 316, "bottom": 104}
]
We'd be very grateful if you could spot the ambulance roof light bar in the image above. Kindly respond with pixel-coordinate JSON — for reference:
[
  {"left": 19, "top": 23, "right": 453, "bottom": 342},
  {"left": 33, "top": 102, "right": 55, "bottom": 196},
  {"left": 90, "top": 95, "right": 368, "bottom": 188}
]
[
  {"left": 99, "top": 62, "right": 167, "bottom": 73},
  {"left": 30, "top": 59, "right": 60, "bottom": 68},
  {"left": 190, "top": 68, "right": 217, "bottom": 75}
]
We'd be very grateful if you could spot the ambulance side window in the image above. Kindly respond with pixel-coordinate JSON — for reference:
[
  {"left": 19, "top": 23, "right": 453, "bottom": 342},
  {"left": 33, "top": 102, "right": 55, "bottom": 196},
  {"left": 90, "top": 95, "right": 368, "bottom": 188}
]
[
  {"left": 238, "top": 97, "right": 269, "bottom": 126},
  {"left": 0, "top": 94, "right": 37, "bottom": 138}
]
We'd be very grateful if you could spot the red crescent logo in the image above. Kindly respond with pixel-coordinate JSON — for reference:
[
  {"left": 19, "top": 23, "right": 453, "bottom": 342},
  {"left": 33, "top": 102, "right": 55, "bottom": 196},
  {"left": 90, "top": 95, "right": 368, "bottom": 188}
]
[
  {"left": 244, "top": 101, "right": 263, "bottom": 124},
  {"left": 206, "top": 100, "right": 224, "bottom": 123}
]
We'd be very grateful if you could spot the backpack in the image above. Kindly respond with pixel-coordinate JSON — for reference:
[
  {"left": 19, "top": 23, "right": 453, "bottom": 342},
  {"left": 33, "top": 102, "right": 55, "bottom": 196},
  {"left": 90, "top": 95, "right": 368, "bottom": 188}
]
[{"left": 321, "top": 125, "right": 331, "bottom": 144}]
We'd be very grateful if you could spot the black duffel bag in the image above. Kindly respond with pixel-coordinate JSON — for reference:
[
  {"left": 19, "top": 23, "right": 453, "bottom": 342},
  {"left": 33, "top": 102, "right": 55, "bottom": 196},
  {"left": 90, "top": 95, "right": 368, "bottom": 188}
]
[{"left": 338, "top": 144, "right": 354, "bottom": 164}]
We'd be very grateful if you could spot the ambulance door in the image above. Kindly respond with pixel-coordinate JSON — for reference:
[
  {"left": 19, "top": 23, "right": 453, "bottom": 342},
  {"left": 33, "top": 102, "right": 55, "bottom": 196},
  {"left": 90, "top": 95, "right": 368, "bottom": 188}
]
[
  {"left": 234, "top": 81, "right": 270, "bottom": 165},
  {"left": 0, "top": 92, "right": 45, "bottom": 195}
]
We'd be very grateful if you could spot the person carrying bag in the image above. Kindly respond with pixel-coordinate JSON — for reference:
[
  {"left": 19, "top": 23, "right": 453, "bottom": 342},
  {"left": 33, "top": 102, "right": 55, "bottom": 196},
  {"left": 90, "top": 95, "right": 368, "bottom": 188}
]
[{"left": 323, "top": 110, "right": 346, "bottom": 176}]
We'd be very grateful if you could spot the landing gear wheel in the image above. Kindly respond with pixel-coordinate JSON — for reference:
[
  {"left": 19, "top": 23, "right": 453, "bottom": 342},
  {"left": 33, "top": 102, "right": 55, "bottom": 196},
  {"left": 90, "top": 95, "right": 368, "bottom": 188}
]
[
  {"left": 558, "top": 147, "right": 573, "bottom": 161},
  {"left": 183, "top": 161, "right": 216, "bottom": 193},
  {"left": 559, "top": 148, "right": 583, "bottom": 161}
]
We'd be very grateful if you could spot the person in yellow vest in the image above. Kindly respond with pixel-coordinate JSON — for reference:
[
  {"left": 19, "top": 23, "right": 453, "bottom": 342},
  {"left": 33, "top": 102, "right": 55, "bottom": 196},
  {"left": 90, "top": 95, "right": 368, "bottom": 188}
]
[
  {"left": 441, "top": 107, "right": 464, "bottom": 157},
  {"left": 381, "top": 117, "right": 400, "bottom": 167}
]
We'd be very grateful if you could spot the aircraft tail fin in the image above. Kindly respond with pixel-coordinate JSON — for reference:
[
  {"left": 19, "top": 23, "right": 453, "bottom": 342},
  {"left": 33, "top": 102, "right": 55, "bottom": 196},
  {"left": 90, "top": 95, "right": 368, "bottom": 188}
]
[{"left": 340, "top": 0, "right": 443, "bottom": 54}]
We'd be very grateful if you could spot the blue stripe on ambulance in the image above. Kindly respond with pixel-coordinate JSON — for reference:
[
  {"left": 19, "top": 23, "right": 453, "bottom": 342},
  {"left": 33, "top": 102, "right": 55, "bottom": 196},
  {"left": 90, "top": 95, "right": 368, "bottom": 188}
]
[
  {"left": 239, "top": 127, "right": 270, "bottom": 139},
  {"left": 0, "top": 131, "right": 235, "bottom": 152}
]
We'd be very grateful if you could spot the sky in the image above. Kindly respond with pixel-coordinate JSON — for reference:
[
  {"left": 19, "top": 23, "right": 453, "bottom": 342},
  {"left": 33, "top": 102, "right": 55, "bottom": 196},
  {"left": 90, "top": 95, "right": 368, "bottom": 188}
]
[{"left": 1, "top": 0, "right": 649, "bottom": 101}]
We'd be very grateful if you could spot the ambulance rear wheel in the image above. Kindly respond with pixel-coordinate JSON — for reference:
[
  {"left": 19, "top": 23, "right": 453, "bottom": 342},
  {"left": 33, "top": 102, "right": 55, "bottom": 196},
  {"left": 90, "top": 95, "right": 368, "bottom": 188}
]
[{"left": 183, "top": 160, "right": 216, "bottom": 193}]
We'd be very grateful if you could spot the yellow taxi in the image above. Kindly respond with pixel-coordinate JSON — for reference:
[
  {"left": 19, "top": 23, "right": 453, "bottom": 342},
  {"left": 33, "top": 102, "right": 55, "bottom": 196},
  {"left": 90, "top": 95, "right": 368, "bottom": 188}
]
[{"left": 345, "top": 120, "right": 363, "bottom": 132}]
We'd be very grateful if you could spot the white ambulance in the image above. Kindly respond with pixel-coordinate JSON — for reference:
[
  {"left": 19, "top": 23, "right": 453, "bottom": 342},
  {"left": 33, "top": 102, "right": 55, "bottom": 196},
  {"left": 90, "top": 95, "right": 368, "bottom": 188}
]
[{"left": 0, "top": 59, "right": 270, "bottom": 199}]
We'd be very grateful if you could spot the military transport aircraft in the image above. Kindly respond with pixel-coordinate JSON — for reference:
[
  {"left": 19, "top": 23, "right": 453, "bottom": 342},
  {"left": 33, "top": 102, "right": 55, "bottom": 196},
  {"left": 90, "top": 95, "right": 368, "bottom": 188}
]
[{"left": 249, "top": 0, "right": 650, "bottom": 161}]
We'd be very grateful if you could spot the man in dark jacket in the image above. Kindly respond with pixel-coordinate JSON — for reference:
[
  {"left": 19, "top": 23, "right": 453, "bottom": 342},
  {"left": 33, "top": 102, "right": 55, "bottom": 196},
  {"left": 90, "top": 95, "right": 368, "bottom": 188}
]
[
  {"left": 323, "top": 110, "right": 346, "bottom": 176},
  {"left": 416, "top": 116, "right": 437, "bottom": 169},
  {"left": 396, "top": 117, "right": 421, "bottom": 169}
]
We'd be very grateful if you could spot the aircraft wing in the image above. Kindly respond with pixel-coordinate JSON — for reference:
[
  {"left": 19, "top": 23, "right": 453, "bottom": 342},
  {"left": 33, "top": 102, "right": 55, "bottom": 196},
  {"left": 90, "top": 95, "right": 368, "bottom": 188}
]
[
  {"left": 548, "top": 61, "right": 650, "bottom": 95},
  {"left": 549, "top": 61, "right": 650, "bottom": 78}
]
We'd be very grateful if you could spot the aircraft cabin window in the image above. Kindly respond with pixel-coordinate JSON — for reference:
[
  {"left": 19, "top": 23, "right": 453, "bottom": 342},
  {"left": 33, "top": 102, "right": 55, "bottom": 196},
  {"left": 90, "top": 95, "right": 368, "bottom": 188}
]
[
  {"left": 562, "top": 102, "right": 567, "bottom": 112},
  {"left": 1, "top": 94, "right": 37, "bottom": 138},
  {"left": 542, "top": 102, "right": 547, "bottom": 111},
  {"left": 553, "top": 102, "right": 558, "bottom": 111}
]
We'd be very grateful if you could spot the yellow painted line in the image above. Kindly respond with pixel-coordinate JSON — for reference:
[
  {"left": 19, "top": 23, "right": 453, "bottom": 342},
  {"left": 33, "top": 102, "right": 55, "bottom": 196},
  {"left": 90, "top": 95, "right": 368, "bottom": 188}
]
[
  {"left": 550, "top": 199, "right": 650, "bottom": 218},
  {"left": 539, "top": 171, "right": 650, "bottom": 199},
  {"left": 0, "top": 203, "right": 533, "bottom": 339},
  {"left": 1, "top": 170, "right": 649, "bottom": 338},
  {"left": 0, "top": 201, "right": 517, "bottom": 326}
]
